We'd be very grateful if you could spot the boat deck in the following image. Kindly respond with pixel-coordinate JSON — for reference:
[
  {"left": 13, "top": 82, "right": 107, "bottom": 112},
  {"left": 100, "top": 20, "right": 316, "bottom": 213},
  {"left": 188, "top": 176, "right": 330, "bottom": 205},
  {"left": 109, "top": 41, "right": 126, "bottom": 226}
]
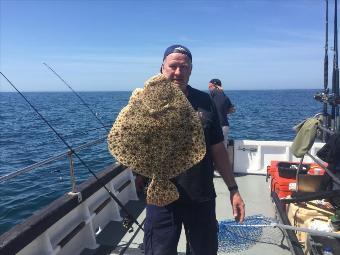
[{"left": 85, "top": 174, "right": 292, "bottom": 255}]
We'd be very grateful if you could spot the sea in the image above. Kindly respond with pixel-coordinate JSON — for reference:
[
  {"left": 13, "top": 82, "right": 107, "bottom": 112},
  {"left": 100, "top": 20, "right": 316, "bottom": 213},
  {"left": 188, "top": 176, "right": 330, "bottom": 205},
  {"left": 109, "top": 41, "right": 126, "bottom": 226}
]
[{"left": 0, "top": 89, "right": 322, "bottom": 235}]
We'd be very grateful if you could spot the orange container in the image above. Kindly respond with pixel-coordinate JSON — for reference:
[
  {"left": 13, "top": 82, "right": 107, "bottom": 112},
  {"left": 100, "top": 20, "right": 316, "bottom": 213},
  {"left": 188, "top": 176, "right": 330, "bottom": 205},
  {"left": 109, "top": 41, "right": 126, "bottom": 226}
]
[
  {"left": 268, "top": 161, "right": 325, "bottom": 199},
  {"left": 308, "top": 164, "right": 326, "bottom": 175}
]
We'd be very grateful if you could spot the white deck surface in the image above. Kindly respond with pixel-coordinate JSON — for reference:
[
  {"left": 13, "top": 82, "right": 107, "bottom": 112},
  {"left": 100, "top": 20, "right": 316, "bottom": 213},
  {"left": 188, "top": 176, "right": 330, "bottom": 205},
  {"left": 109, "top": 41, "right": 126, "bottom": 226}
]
[{"left": 108, "top": 174, "right": 292, "bottom": 255}]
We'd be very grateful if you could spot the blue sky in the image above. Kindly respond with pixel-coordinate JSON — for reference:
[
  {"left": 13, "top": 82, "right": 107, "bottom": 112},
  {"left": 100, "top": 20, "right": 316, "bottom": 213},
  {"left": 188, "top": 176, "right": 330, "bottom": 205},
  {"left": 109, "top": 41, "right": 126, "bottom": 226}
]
[{"left": 0, "top": 0, "right": 337, "bottom": 91}]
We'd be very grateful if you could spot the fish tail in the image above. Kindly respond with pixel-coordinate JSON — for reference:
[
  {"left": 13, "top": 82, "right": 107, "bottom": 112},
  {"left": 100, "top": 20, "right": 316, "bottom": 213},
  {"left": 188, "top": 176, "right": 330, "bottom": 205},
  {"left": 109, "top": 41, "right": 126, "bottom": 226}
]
[{"left": 146, "top": 178, "right": 179, "bottom": 206}]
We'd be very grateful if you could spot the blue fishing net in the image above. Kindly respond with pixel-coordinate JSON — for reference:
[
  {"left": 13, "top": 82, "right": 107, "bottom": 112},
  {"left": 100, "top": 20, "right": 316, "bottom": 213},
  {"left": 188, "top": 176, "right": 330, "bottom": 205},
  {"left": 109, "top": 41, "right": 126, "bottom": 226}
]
[{"left": 218, "top": 214, "right": 284, "bottom": 253}]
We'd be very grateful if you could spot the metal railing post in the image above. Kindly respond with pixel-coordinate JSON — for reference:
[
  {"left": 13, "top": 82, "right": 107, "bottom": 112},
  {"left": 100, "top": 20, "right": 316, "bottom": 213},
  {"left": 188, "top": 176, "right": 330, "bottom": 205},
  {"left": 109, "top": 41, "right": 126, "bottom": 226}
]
[
  {"left": 67, "top": 151, "right": 82, "bottom": 202},
  {"left": 68, "top": 151, "right": 77, "bottom": 193}
]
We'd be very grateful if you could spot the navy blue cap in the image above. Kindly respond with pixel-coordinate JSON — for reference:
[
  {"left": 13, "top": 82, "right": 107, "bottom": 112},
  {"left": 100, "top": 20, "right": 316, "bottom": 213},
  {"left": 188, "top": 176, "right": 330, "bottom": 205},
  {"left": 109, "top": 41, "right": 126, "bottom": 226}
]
[
  {"left": 163, "top": 44, "right": 192, "bottom": 62},
  {"left": 209, "top": 79, "right": 222, "bottom": 87}
]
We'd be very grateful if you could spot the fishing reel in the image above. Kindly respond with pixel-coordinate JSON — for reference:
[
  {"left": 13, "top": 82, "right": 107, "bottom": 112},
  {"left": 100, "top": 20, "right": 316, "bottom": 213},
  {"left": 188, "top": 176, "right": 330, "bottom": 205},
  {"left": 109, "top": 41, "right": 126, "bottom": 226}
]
[
  {"left": 314, "top": 89, "right": 329, "bottom": 103},
  {"left": 122, "top": 216, "right": 134, "bottom": 233},
  {"left": 314, "top": 90, "right": 340, "bottom": 106}
]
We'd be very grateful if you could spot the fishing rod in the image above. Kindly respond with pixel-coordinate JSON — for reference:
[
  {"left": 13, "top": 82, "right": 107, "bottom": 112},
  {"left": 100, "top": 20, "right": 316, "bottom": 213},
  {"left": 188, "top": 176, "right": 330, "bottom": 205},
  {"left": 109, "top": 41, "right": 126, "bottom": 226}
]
[
  {"left": 42, "top": 62, "right": 110, "bottom": 132},
  {"left": 336, "top": 0, "right": 340, "bottom": 132},
  {"left": 331, "top": 0, "right": 339, "bottom": 132},
  {"left": 323, "top": 0, "right": 329, "bottom": 141},
  {"left": 314, "top": 0, "right": 340, "bottom": 135},
  {"left": 0, "top": 72, "right": 144, "bottom": 231}
]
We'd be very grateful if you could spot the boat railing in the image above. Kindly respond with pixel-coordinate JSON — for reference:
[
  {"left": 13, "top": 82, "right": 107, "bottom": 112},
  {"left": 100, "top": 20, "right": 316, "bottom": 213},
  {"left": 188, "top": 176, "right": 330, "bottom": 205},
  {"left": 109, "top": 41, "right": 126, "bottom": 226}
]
[{"left": 0, "top": 136, "right": 108, "bottom": 192}]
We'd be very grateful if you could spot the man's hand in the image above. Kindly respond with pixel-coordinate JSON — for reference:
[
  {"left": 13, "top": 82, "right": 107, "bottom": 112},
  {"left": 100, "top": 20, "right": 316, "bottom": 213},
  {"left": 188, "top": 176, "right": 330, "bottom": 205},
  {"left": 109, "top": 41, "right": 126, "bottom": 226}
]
[
  {"left": 230, "top": 190, "right": 245, "bottom": 223},
  {"left": 227, "top": 106, "right": 236, "bottom": 114}
]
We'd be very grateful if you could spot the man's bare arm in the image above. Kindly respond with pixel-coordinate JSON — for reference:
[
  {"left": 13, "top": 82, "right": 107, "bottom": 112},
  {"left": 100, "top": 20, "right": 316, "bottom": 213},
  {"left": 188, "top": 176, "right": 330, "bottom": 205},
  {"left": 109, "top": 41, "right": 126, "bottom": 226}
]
[
  {"left": 211, "top": 142, "right": 245, "bottom": 222},
  {"left": 211, "top": 142, "right": 237, "bottom": 188}
]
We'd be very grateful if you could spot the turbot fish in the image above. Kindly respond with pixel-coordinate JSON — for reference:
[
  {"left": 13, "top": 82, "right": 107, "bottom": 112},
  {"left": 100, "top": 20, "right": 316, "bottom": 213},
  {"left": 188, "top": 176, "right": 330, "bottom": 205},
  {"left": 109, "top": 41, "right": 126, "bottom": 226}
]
[{"left": 108, "top": 73, "right": 206, "bottom": 206}]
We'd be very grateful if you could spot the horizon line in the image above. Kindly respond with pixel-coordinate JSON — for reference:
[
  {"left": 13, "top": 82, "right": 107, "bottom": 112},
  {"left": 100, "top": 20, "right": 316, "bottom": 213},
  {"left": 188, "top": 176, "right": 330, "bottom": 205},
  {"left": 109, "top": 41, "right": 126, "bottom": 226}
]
[{"left": 0, "top": 88, "right": 321, "bottom": 93}]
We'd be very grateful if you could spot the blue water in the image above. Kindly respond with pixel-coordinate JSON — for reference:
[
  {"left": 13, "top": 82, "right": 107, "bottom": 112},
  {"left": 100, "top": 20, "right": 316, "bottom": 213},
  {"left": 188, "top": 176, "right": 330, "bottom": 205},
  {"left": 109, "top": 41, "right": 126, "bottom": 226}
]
[{"left": 0, "top": 89, "right": 321, "bottom": 235}]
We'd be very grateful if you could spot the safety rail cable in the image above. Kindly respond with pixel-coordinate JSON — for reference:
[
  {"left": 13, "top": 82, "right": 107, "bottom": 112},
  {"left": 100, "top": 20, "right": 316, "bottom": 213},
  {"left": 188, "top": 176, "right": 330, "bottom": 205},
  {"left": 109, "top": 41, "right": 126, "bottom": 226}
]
[
  {"left": 0, "top": 136, "right": 107, "bottom": 183},
  {"left": 62, "top": 125, "right": 112, "bottom": 139}
]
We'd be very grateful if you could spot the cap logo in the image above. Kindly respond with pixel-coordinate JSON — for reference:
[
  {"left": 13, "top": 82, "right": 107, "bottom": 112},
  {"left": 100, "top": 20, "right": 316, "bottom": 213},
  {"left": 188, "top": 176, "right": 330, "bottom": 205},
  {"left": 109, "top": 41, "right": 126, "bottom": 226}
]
[{"left": 174, "top": 47, "right": 188, "bottom": 53}]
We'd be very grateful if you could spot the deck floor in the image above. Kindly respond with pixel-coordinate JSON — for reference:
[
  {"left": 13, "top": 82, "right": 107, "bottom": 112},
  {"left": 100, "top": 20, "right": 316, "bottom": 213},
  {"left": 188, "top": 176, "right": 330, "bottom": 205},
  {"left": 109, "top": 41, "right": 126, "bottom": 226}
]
[{"left": 96, "top": 175, "right": 292, "bottom": 255}]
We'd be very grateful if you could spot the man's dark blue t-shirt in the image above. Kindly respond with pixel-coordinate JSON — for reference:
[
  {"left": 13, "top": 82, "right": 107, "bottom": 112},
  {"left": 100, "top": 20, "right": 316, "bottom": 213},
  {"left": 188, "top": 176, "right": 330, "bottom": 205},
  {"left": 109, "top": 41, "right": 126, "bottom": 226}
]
[
  {"left": 210, "top": 89, "right": 233, "bottom": 126},
  {"left": 174, "top": 85, "right": 224, "bottom": 203}
]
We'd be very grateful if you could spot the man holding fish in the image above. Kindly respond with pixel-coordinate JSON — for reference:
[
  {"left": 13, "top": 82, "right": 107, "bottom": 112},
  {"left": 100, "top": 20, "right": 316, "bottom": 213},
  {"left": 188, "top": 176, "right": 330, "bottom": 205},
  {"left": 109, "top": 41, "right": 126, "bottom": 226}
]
[{"left": 141, "top": 45, "right": 245, "bottom": 255}]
